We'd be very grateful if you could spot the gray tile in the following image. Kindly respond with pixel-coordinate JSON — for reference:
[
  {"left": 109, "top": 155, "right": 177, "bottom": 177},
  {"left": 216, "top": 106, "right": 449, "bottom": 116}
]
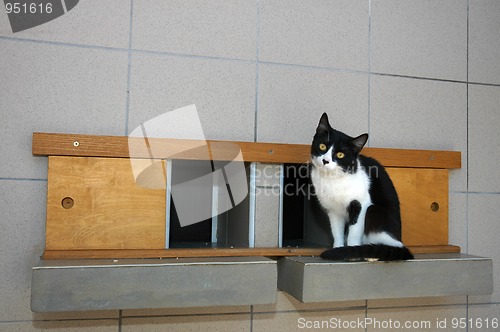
[
  {"left": 367, "top": 305, "right": 467, "bottom": 331},
  {"left": 253, "top": 309, "right": 366, "bottom": 332},
  {"left": 122, "top": 314, "right": 250, "bottom": 332},
  {"left": 469, "top": 0, "right": 500, "bottom": 85},
  {"left": 32, "top": 311, "right": 120, "bottom": 324},
  {"left": 367, "top": 296, "right": 466, "bottom": 309},
  {"left": 0, "top": 320, "right": 118, "bottom": 331},
  {"left": 132, "top": 0, "right": 257, "bottom": 60},
  {"left": 259, "top": 0, "right": 369, "bottom": 71},
  {"left": 449, "top": 193, "right": 467, "bottom": 252},
  {"left": 128, "top": 53, "right": 256, "bottom": 141},
  {"left": 468, "top": 84, "right": 500, "bottom": 193},
  {"left": 0, "top": 39, "right": 129, "bottom": 179},
  {"left": 254, "top": 163, "right": 281, "bottom": 187},
  {"left": 370, "top": 75, "right": 467, "bottom": 191},
  {"left": 0, "top": 180, "right": 46, "bottom": 321},
  {"left": 371, "top": 0, "right": 467, "bottom": 81},
  {"left": 468, "top": 303, "right": 500, "bottom": 331},
  {"left": 254, "top": 187, "right": 280, "bottom": 247},
  {"left": 253, "top": 291, "right": 365, "bottom": 313},
  {"left": 122, "top": 305, "right": 250, "bottom": 317},
  {"left": 0, "top": 0, "right": 130, "bottom": 49},
  {"left": 468, "top": 194, "right": 500, "bottom": 303},
  {"left": 257, "top": 64, "right": 369, "bottom": 144},
  {"left": 0, "top": 180, "right": 119, "bottom": 322}
]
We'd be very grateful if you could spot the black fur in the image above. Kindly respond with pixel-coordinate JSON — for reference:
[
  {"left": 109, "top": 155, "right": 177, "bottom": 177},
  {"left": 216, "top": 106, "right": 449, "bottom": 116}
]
[
  {"left": 312, "top": 115, "right": 366, "bottom": 175},
  {"left": 359, "top": 155, "right": 402, "bottom": 240},
  {"left": 312, "top": 113, "right": 413, "bottom": 262},
  {"left": 347, "top": 200, "right": 361, "bottom": 226},
  {"left": 321, "top": 244, "right": 414, "bottom": 261}
]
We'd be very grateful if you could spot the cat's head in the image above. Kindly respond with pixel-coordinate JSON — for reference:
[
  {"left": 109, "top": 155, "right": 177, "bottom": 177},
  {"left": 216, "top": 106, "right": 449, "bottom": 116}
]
[{"left": 311, "top": 113, "right": 368, "bottom": 175}]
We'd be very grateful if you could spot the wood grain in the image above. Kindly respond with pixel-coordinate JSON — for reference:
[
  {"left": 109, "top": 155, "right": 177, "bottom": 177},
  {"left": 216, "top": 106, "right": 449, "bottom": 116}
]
[
  {"left": 46, "top": 156, "right": 166, "bottom": 250},
  {"left": 43, "top": 159, "right": 451, "bottom": 253},
  {"left": 38, "top": 133, "right": 459, "bottom": 260},
  {"left": 388, "top": 168, "right": 449, "bottom": 246},
  {"left": 33, "top": 132, "right": 461, "bottom": 168},
  {"left": 42, "top": 245, "right": 461, "bottom": 260}
]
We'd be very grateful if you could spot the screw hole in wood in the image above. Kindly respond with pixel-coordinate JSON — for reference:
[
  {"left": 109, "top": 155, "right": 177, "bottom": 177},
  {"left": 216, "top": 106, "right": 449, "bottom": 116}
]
[{"left": 62, "top": 197, "right": 74, "bottom": 209}]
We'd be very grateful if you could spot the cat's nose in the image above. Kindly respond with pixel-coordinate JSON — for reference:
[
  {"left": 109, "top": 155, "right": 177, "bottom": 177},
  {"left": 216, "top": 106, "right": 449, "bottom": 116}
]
[{"left": 322, "top": 159, "right": 329, "bottom": 165}]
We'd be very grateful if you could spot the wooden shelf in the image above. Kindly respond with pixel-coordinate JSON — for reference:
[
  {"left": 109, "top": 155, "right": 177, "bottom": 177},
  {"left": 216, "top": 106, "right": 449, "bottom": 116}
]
[
  {"left": 42, "top": 245, "right": 461, "bottom": 260},
  {"left": 33, "top": 132, "right": 461, "bottom": 168},
  {"left": 31, "top": 131, "right": 493, "bottom": 312}
]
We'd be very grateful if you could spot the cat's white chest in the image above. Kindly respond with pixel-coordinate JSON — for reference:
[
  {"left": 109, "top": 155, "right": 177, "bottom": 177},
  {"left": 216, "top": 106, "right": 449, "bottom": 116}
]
[{"left": 311, "top": 165, "right": 371, "bottom": 217}]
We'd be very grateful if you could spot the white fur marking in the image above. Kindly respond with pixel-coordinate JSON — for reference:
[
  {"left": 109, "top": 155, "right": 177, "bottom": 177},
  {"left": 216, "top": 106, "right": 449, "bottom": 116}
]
[
  {"left": 346, "top": 204, "right": 369, "bottom": 246},
  {"left": 311, "top": 159, "right": 372, "bottom": 247},
  {"left": 363, "top": 232, "right": 403, "bottom": 247}
]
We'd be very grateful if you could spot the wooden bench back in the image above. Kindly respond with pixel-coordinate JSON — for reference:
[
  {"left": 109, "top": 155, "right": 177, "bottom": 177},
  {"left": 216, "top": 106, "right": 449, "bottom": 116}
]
[{"left": 33, "top": 133, "right": 461, "bottom": 259}]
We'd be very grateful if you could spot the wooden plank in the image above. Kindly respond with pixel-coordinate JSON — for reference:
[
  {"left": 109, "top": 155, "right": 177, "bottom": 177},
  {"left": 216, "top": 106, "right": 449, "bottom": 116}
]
[
  {"left": 42, "top": 158, "right": 450, "bottom": 255},
  {"left": 42, "top": 245, "right": 461, "bottom": 260},
  {"left": 46, "top": 156, "right": 166, "bottom": 250},
  {"left": 43, "top": 160, "right": 450, "bottom": 253},
  {"left": 388, "top": 168, "right": 449, "bottom": 246},
  {"left": 363, "top": 148, "right": 460, "bottom": 169},
  {"left": 33, "top": 132, "right": 461, "bottom": 168}
]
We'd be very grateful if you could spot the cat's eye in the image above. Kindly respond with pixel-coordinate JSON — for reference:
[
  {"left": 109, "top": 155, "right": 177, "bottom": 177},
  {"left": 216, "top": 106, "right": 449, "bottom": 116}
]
[
  {"left": 336, "top": 152, "right": 345, "bottom": 159},
  {"left": 319, "top": 143, "right": 327, "bottom": 151}
]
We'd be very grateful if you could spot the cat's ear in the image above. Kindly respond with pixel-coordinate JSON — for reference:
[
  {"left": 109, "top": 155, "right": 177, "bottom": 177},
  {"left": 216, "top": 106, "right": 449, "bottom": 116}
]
[
  {"left": 316, "top": 113, "right": 330, "bottom": 134},
  {"left": 351, "top": 133, "right": 368, "bottom": 153}
]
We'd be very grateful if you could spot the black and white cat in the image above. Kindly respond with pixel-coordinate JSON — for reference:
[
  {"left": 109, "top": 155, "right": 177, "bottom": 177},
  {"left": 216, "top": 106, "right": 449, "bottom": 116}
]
[{"left": 311, "top": 113, "right": 413, "bottom": 261}]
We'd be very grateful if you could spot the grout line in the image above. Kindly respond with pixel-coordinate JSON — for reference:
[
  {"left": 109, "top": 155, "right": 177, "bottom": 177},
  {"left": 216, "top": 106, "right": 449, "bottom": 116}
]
[
  {"left": 118, "top": 310, "right": 123, "bottom": 332},
  {"left": 0, "top": 177, "right": 47, "bottom": 182},
  {"left": 467, "top": 301, "right": 500, "bottom": 306},
  {"left": 120, "top": 310, "right": 252, "bottom": 320},
  {"left": 467, "top": 191, "right": 500, "bottom": 195},
  {"left": 466, "top": 0, "right": 470, "bottom": 194},
  {"left": 1, "top": 36, "right": 500, "bottom": 89},
  {"left": 365, "top": 299, "right": 368, "bottom": 332},
  {"left": 467, "top": 81, "right": 500, "bottom": 87},
  {"left": 450, "top": 190, "right": 469, "bottom": 194},
  {"left": 259, "top": 60, "right": 369, "bottom": 77},
  {"left": 366, "top": 302, "right": 470, "bottom": 311},
  {"left": 250, "top": 305, "right": 254, "bottom": 332},
  {"left": 130, "top": 47, "right": 255, "bottom": 64},
  {"left": 67, "top": 307, "right": 376, "bottom": 321},
  {"left": 252, "top": 306, "right": 368, "bottom": 315},
  {"left": 7, "top": 303, "right": 500, "bottom": 325},
  {"left": 124, "top": 0, "right": 134, "bottom": 136},
  {"left": 0, "top": 35, "right": 129, "bottom": 53},
  {"left": 254, "top": 0, "right": 261, "bottom": 143},
  {"left": 466, "top": 0, "right": 470, "bottom": 259},
  {"left": 466, "top": 295, "right": 469, "bottom": 332},
  {"left": 369, "top": 71, "right": 468, "bottom": 85},
  {"left": 0, "top": 35, "right": 254, "bottom": 64},
  {"left": 254, "top": 61, "right": 260, "bottom": 143}
]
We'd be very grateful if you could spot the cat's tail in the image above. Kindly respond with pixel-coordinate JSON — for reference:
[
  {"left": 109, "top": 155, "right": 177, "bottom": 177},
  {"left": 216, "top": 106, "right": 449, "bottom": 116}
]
[{"left": 320, "top": 245, "right": 414, "bottom": 261}]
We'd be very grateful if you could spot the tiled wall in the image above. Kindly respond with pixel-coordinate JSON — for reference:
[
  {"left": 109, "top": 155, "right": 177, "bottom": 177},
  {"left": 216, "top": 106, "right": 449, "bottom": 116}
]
[{"left": 0, "top": 0, "right": 499, "bottom": 331}]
